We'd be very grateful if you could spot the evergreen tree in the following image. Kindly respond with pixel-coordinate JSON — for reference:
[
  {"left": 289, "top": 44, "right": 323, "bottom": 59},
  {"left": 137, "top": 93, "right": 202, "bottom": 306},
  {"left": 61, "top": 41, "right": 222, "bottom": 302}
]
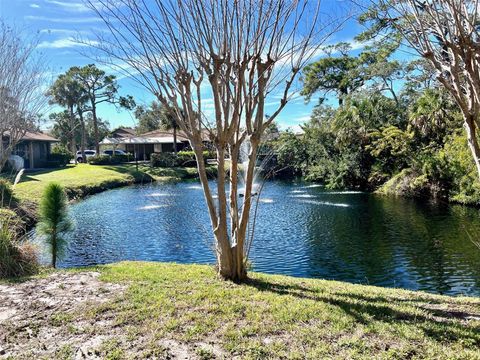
[{"left": 37, "top": 183, "right": 73, "bottom": 268}]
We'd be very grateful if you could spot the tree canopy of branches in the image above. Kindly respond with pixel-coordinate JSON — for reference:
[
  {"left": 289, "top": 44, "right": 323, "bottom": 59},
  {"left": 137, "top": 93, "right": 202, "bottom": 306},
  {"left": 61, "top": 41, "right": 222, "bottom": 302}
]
[
  {"left": 88, "top": 0, "right": 341, "bottom": 281},
  {"left": 50, "top": 110, "right": 109, "bottom": 150},
  {"left": 48, "top": 72, "right": 88, "bottom": 161},
  {"left": 0, "top": 23, "right": 46, "bottom": 170},
  {"left": 134, "top": 102, "right": 178, "bottom": 151},
  {"left": 49, "top": 65, "right": 134, "bottom": 156},
  {"left": 301, "top": 38, "right": 403, "bottom": 105},
  {"left": 66, "top": 64, "right": 134, "bottom": 154},
  {"left": 372, "top": 0, "right": 480, "bottom": 180}
]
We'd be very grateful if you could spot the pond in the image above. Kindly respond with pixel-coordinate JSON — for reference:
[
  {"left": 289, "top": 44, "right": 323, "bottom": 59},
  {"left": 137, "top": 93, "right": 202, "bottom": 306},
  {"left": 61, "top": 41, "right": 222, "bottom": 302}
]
[{"left": 37, "top": 181, "right": 480, "bottom": 296}]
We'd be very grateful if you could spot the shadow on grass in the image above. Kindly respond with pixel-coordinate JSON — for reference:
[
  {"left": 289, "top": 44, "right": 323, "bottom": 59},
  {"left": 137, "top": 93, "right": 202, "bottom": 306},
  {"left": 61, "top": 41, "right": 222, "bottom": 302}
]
[
  {"left": 102, "top": 165, "right": 155, "bottom": 183},
  {"left": 245, "top": 277, "right": 480, "bottom": 346},
  {"left": 12, "top": 166, "right": 74, "bottom": 185}
]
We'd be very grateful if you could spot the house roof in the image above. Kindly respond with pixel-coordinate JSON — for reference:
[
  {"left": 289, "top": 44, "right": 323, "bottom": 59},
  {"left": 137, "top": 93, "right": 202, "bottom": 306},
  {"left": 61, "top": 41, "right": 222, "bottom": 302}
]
[
  {"left": 100, "top": 128, "right": 213, "bottom": 146},
  {"left": 141, "top": 128, "right": 212, "bottom": 141},
  {"left": 101, "top": 136, "right": 183, "bottom": 145},
  {"left": 139, "top": 129, "right": 189, "bottom": 141},
  {"left": 21, "top": 131, "right": 59, "bottom": 142},
  {"left": 111, "top": 127, "right": 136, "bottom": 138}
]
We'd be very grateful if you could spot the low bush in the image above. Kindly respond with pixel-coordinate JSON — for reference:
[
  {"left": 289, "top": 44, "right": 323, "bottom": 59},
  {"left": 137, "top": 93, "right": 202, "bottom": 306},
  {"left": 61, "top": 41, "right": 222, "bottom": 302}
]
[
  {"left": 0, "top": 208, "right": 25, "bottom": 237},
  {"left": 0, "top": 210, "right": 38, "bottom": 278},
  {"left": 151, "top": 151, "right": 215, "bottom": 168},
  {"left": 88, "top": 154, "right": 131, "bottom": 165},
  {"left": 88, "top": 155, "right": 110, "bottom": 165},
  {"left": 48, "top": 146, "right": 73, "bottom": 167},
  {"left": 0, "top": 178, "right": 14, "bottom": 207},
  {"left": 47, "top": 153, "right": 72, "bottom": 167},
  {"left": 111, "top": 154, "right": 132, "bottom": 163},
  {"left": 150, "top": 152, "right": 178, "bottom": 167}
]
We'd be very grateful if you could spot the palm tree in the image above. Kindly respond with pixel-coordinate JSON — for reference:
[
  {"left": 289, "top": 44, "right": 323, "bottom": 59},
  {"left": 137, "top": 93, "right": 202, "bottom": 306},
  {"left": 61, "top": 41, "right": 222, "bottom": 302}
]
[
  {"left": 409, "top": 89, "right": 460, "bottom": 144},
  {"left": 37, "top": 183, "right": 73, "bottom": 268},
  {"left": 48, "top": 74, "right": 88, "bottom": 163}
]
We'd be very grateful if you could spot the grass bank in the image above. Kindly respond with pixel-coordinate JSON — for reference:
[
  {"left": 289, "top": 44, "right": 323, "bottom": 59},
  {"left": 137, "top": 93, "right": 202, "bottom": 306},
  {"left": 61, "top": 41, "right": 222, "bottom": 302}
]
[
  {"left": 12, "top": 164, "right": 153, "bottom": 204},
  {"left": 11, "top": 163, "right": 216, "bottom": 205},
  {"left": 3, "top": 262, "right": 478, "bottom": 359},
  {"left": 142, "top": 164, "right": 218, "bottom": 182}
]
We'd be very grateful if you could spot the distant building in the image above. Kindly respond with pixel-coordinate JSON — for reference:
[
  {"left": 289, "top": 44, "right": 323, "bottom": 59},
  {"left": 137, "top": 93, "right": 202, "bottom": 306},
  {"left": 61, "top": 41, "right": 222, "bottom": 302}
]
[
  {"left": 3, "top": 131, "right": 59, "bottom": 169},
  {"left": 110, "top": 127, "right": 136, "bottom": 139},
  {"left": 100, "top": 129, "right": 211, "bottom": 160}
]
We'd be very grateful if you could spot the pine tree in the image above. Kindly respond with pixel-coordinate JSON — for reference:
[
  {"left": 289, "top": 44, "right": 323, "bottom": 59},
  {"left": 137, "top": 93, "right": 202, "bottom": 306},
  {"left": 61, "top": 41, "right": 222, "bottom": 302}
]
[{"left": 37, "top": 183, "right": 73, "bottom": 268}]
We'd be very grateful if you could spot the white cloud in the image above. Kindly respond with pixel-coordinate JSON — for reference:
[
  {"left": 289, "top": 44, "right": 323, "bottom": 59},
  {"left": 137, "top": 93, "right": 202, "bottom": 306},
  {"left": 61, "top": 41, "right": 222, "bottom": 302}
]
[
  {"left": 37, "top": 37, "right": 98, "bottom": 49},
  {"left": 292, "top": 115, "right": 311, "bottom": 123},
  {"left": 39, "top": 28, "right": 90, "bottom": 36},
  {"left": 25, "top": 15, "right": 102, "bottom": 23},
  {"left": 30, "top": 3, "right": 40, "bottom": 8},
  {"left": 44, "top": 0, "right": 91, "bottom": 12}
]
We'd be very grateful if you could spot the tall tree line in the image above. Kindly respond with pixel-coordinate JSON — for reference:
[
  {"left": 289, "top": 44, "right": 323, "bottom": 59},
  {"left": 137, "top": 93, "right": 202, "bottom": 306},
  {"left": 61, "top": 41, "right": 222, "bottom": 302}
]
[{"left": 48, "top": 64, "right": 134, "bottom": 159}]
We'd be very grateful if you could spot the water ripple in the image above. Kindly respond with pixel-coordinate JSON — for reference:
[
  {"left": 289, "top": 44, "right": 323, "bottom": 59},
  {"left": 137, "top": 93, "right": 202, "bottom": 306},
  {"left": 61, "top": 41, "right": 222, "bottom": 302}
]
[{"left": 36, "top": 180, "right": 480, "bottom": 296}]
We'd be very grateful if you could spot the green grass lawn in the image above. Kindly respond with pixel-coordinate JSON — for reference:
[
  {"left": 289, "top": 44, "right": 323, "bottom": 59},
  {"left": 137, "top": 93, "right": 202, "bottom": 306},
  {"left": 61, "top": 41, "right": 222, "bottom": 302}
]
[
  {"left": 9, "top": 163, "right": 213, "bottom": 205},
  {"left": 11, "top": 164, "right": 153, "bottom": 204},
  {"left": 52, "top": 261, "right": 480, "bottom": 359}
]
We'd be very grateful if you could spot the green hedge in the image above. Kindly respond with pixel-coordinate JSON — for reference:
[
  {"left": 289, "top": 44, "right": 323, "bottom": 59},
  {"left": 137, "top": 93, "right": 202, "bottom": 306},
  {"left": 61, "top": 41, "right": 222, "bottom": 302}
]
[
  {"left": 47, "top": 153, "right": 72, "bottom": 167},
  {"left": 151, "top": 151, "right": 215, "bottom": 168},
  {"left": 88, "top": 154, "right": 131, "bottom": 165}
]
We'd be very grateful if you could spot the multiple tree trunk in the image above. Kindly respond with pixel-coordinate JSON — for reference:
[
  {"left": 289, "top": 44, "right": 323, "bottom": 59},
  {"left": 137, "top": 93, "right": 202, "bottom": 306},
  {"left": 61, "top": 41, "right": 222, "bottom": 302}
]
[{"left": 89, "top": 0, "right": 335, "bottom": 281}]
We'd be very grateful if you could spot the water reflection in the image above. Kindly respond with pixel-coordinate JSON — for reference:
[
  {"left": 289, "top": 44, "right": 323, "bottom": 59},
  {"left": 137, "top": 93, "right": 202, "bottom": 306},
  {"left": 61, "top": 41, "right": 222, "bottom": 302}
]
[{"left": 36, "top": 181, "right": 480, "bottom": 296}]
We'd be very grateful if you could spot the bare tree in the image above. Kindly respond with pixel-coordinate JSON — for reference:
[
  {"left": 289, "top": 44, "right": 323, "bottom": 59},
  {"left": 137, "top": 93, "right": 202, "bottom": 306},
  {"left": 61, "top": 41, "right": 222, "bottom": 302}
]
[
  {"left": 0, "top": 22, "right": 46, "bottom": 170},
  {"left": 87, "top": 0, "right": 342, "bottom": 281},
  {"left": 372, "top": 0, "right": 480, "bottom": 179}
]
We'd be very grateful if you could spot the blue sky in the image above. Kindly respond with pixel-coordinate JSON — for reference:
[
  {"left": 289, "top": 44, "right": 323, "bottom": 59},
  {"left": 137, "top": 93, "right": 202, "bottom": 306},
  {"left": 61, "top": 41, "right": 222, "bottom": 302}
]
[{"left": 0, "top": 0, "right": 366, "bottom": 132}]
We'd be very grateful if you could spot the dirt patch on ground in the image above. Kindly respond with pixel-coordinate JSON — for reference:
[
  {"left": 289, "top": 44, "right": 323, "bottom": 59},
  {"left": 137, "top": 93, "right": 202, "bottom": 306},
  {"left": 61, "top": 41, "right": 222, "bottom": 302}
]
[
  {"left": 0, "top": 272, "right": 124, "bottom": 359},
  {"left": 0, "top": 272, "right": 226, "bottom": 359}
]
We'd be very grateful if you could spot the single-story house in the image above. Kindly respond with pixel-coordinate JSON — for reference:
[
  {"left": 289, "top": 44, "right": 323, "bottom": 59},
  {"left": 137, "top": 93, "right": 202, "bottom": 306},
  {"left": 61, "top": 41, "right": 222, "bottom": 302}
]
[
  {"left": 100, "top": 129, "right": 211, "bottom": 160},
  {"left": 110, "top": 127, "right": 136, "bottom": 139},
  {"left": 4, "top": 131, "right": 59, "bottom": 169}
]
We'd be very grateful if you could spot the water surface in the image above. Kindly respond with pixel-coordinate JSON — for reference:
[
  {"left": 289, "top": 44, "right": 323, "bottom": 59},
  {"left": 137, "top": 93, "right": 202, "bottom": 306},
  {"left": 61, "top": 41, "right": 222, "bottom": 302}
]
[{"left": 39, "top": 181, "right": 480, "bottom": 296}]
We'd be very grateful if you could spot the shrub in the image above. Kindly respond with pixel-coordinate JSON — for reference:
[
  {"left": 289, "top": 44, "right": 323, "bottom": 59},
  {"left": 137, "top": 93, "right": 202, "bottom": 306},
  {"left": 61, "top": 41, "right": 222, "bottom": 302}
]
[
  {"left": 88, "top": 155, "right": 114, "bottom": 165},
  {"left": 1, "top": 159, "right": 14, "bottom": 173},
  {"left": 151, "top": 152, "right": 179, "bottom": 167},
  {"left": 0, "top": 178, "right": 14, "bottom": 207},
  {"left": 441, "top": 133, "right": 480, "bottom": 205},
  {"left": 88, "top": 154, "right": 131, "bottom": 165},
  {"left": 37, "top": 183, "right": 73, "bottom": 268},
  {"left": 111, "top": 154, "right": 131, "bottom": 163},
  {"left": 151, "top": 151, "right": 215, "bottom": 168},
  {"left": 176, "top": 151, "right": 197, "bottom": 166},
  {"left": 0, "top": 208, "right": 25, "bottom": 237},
  {"left": 47, "top": 153, "right": 72, "bottom": 167},
  {"left": 0, "top": 210, "right": 38, "bottom": 278}
]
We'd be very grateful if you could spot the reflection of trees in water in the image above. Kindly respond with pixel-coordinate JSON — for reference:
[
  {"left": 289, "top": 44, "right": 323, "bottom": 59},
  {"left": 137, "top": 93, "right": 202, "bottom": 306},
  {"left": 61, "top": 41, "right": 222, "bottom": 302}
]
[
  {"left": 304, "top": 195, "right": 403, "bottom": 286},
  {"left": 371, "top": 197, "right": 480, "bottom": 295},
  {"left": 307, "top": 195, "right": 393, "bottom": 284},
  {"left": 304, "top": 194, "right": 480, "bottom": 295}
]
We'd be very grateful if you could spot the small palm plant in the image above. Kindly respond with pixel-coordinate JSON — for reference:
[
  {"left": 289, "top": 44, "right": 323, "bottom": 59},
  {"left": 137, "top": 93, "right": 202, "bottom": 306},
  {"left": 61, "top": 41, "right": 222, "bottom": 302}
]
[{"left": 37, "top": 183, "right": 73, "bottom": 268}]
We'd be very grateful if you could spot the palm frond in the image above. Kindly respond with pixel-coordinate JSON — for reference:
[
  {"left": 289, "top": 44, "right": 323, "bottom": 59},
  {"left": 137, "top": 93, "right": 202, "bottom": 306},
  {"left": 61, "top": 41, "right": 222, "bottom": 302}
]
[{"left": 13, "top": 169, "right": 25, "bottom": 188}]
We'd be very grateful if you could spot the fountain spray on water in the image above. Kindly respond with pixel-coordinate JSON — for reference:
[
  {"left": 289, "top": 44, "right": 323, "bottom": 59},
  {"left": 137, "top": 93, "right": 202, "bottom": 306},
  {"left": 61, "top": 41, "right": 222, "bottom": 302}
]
[{"left": 237, "top": 136, "right": 283, "bottom": 259}]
